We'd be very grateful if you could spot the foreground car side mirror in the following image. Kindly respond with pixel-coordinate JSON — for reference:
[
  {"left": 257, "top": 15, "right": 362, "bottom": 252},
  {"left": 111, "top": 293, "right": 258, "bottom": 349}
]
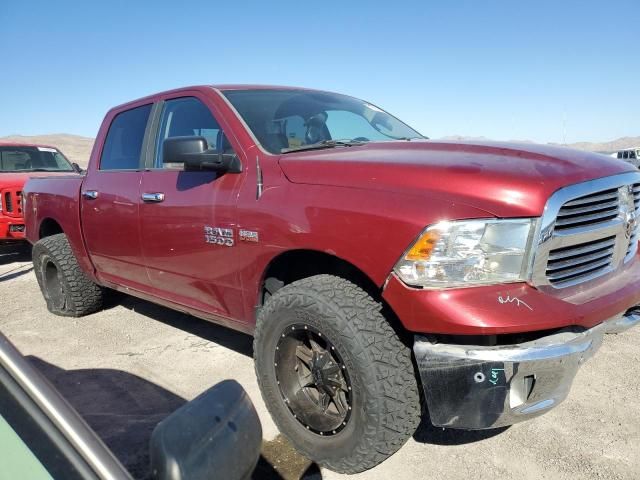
[
  {"left": 72, "top": 162, "right": 84, "bottom": 173},
  {"left": 150, "top": 379, "right": 262, "bottom": 480},
  {"left": 162, "top": 136, "right": 242, "bottom": 173}
]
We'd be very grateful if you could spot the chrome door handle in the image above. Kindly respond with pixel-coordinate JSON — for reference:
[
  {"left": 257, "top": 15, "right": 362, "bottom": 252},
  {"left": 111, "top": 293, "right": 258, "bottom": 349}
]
[
  {"left": 82, "top": 190, "right": 99, "bottom": 200},
  {"left": 141, "top": 193, "right": 165, "bottom": 203}
]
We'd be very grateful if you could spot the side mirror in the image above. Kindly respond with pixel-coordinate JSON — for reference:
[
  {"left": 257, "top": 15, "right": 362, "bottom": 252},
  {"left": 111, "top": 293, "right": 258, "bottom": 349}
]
[
  {"left": 72, "top": 162, "right": 84, "bottom": 173},
  {"left": 149, "top": 380, "right": 262, "bottom": 480},
  {"left": 162, "top": 136, "right": 242, "bottom": 173}
]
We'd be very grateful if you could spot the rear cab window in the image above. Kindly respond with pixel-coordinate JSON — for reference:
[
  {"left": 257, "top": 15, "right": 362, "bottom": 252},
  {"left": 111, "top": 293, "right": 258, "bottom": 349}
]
[{"left": 100, "top": 104, "right": 152, "bottom": 170}]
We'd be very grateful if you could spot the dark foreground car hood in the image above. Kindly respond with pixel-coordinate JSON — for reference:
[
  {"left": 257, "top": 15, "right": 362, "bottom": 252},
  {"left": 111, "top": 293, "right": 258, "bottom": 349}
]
[{"left": 278, "top": 140, "right": 634, "bottom": 217}]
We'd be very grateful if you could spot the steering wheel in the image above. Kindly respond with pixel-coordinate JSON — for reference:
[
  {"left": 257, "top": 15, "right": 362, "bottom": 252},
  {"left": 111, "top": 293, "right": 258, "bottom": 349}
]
[{"left": 352, "top": 137, "right": 370, "bottom": 142}]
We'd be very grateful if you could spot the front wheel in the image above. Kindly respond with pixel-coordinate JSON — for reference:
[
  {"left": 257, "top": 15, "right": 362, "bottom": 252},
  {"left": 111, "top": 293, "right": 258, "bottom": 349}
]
[{"left": 254, "top": 275, "right": 421, "bottom": 473}]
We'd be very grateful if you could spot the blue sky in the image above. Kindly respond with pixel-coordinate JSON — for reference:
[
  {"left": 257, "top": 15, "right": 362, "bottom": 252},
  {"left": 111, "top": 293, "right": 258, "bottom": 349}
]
[{"left": 1, "top": 1, "right": 638, "bottom": 143}]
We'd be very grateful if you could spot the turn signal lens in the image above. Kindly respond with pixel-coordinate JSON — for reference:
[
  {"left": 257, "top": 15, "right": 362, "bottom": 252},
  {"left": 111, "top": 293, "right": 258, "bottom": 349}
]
[{"left": 405, "top": 230, "right": 442, "bottom": 261}]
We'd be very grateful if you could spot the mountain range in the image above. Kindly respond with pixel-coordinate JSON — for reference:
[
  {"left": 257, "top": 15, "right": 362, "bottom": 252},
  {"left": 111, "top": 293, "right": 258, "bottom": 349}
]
[{"left": 2, "top": 133, "right": 639, "bottom": 167}]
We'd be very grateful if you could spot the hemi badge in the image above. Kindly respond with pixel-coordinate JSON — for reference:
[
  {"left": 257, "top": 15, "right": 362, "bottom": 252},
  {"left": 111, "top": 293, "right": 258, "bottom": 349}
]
[{"left": 239, "top": 229, "right": 259, "bottom": 242}]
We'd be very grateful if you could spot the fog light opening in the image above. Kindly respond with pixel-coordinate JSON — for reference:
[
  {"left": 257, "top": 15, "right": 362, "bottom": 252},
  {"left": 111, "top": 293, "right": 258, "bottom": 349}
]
[{"left": 510, "top": 374, "right": 536, "bottom": 408}]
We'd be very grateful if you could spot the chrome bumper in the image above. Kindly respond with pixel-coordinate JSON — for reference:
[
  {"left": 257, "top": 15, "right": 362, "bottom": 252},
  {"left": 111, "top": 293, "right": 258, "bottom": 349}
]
[{"left": 414, "top": 306, "right": 640, "bottom": 430}]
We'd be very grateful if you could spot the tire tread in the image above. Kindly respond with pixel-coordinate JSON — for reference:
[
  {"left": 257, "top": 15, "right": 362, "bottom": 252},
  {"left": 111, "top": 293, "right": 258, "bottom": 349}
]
[
  {"left": 254, "top": 274, "right": 420, "bottom": 473},
  {"left": 33, "top": 233, "right": 103, "bottom": 317}
]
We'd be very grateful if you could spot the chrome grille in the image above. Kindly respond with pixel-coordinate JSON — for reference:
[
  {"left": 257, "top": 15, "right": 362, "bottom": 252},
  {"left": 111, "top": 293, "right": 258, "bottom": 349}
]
[
  {"left": 532, "top": 173, "right": 640, "bottom": 290},
  {"left": 627, "top": 183, "right": 640, "bottom": 257},
  {"left": 554, "top": 188, "right": 619, "bottom": 231},
  {"left": 546, "top": 236, "right": 615, "bottom": 286}
]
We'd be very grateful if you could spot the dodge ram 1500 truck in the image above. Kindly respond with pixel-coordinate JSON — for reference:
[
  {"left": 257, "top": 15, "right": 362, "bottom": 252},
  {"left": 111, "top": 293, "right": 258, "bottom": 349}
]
[
  {"left": 23, "top": 85, "right": 640, "bottom": 474},
  {"left": 1, "top": 142, "right": 79, "bottom": 244}
]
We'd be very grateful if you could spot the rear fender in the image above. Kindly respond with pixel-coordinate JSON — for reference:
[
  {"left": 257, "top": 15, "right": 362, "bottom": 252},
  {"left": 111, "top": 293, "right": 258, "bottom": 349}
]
[{"left": 23, "top": 177, "right": 99, "bottom": 283}]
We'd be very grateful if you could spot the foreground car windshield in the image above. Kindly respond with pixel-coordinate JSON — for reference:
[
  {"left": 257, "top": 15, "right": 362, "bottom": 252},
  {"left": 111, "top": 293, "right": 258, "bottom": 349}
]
[
  {"left": 0, "top": 146, "right": 74, "bottom": 172},
  {"left": 223, "top": 89, "right": 423, "bottom": 154}
]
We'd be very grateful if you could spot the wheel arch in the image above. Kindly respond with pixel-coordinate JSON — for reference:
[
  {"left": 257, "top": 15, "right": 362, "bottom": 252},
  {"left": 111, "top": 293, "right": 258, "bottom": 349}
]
[
  {"left": 38, "top": 217, "right": 64, "bottom": 239},
  {"left": 257, "top": 249, "right": 411, "bottom": 344},
  {"left": 32, "top": 215, "right": 98, "bottom": 285}
]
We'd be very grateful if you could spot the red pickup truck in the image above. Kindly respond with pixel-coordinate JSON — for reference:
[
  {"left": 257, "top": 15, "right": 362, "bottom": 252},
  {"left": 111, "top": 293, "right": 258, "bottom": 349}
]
[
  {"left": 23, "top": 85, "right": 640, "bottom": 473},
  {"left": 1, "top": 142, "right": 79, "bottom": 244}
]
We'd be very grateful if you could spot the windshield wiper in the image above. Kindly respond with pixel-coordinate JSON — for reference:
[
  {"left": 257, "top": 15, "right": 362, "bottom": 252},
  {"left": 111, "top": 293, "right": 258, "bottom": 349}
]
[{"left": 281, "top": 139, "right": 366, "bottom": 154}]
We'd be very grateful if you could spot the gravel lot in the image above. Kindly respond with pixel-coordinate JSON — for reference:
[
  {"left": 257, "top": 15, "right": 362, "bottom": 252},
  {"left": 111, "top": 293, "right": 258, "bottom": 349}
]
[{"left": 1, "top": 246, "right": 639, "bottom": 480}]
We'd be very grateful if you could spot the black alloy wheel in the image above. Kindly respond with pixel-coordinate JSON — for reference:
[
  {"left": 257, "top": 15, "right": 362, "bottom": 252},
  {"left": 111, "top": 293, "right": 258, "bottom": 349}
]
[{"left": 275, "top": 324, "right": 352, "bottom": 435}]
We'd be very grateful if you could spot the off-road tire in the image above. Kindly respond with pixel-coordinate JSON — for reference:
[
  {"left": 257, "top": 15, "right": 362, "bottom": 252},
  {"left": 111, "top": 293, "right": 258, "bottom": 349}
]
[
  {"left": 32, "top": 233, "right": 103, "bottom": 317},
  {"left": 254, "top": 274, "right": 421, "bottom": 473}
]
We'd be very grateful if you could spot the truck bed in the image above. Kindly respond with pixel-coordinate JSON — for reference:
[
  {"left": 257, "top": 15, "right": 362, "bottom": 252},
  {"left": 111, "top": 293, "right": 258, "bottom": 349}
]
[{"left": 23, "top": 175, "right": 95, "bottom": 280}]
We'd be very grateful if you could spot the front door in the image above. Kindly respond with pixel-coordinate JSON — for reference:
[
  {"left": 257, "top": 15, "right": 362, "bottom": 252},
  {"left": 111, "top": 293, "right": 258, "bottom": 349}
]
[
  {"left": 139, "top": 95, "right": 245, "bottom": 320},
  {"left": 81, "top": 103, "right": 152, "bottom": 288}
]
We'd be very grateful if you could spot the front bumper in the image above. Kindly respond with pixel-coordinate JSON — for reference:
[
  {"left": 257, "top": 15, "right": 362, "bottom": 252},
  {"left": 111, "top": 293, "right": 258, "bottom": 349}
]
[
  {"left": 0, "top": 216, "right": 26, "bottom": 243},
  {"left": 414, "top": 306, "right": 640, "bottom": 430}
]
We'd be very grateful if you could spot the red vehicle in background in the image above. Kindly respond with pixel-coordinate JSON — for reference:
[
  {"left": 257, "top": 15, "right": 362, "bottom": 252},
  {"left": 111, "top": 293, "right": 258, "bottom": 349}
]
[{"left": 0, "top": 143, "right": 80, "bottom": 244}]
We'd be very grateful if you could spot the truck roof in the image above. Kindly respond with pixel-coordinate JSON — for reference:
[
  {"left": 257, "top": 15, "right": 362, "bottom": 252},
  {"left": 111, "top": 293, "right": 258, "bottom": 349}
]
[
  {"left": 211, "top": 84, "right": 316, "bottom": 91},
  {"left": 107, "top": 84, "right": 330, "bottom": 113}
]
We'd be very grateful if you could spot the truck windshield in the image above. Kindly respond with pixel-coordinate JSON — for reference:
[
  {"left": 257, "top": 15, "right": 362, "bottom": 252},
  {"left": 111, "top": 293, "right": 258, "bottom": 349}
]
[
  {"left": 222, "top": 89, "right": 423, "bottom": 154},
  {"left": 0, "top": 146, "right": 74, "bottom": 172}
]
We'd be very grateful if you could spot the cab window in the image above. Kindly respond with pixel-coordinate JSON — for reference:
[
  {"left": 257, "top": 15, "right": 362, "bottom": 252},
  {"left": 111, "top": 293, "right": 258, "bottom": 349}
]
[
  {"left": 155, "top": 97, "right": 234, "bottom": 168},
  {"left": 99, "top": 104, "right": 152, "bottom": 170}
]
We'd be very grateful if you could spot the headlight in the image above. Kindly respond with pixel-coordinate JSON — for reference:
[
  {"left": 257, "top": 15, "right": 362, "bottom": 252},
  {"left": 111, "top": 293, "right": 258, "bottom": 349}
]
[{"left": 394, "top": 219, "right": 537, "bottom": 288}]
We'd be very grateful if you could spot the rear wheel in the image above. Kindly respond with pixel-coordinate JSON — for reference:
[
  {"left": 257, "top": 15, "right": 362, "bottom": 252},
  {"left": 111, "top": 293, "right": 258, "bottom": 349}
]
[
  {"left": 254, "top": 274, "right": 421, "bottom": 473},
  {"left": 32, "top": 233, "right": 104, "bottom": 317}
]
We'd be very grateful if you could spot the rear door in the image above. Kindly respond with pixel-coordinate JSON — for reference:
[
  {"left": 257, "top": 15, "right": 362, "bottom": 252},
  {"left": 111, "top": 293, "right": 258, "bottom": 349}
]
[
  {"left": 138, "top": 94, "right": 246, "bottom": 320},
  {"left": 81, "top": 104, "right": 152, "bottom": 288}
]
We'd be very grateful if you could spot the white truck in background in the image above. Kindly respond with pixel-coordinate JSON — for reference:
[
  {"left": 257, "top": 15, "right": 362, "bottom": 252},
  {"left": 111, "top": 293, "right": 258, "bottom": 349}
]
[{"left": 612, "top": 147, "right": 640, "bottom": 168}]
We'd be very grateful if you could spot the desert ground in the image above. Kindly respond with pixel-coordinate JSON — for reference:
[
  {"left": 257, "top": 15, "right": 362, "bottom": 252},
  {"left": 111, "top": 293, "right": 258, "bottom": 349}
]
[{"left": 1, "top": 245, "right": 639, "bottom": 480}]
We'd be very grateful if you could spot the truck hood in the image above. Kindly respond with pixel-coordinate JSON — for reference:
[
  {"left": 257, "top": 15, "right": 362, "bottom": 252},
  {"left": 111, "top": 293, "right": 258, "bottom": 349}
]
[
  {"left": 278, "top": 140, "right": 635, "bottom": 217},
  {"left": 0, "top": 171, "right": 77, "bottom": 189}
]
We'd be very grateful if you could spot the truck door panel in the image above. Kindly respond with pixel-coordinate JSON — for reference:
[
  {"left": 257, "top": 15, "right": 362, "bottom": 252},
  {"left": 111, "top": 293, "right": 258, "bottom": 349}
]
[
  {"left": 139, "top": 96, "right": 245, "bottom": 320},
  {"left": 81, "top": 104, "right": 151, "bottom": 288}
]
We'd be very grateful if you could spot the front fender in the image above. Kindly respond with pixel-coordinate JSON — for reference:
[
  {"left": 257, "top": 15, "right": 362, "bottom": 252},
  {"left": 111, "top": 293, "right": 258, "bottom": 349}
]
[{"left": 236, "top": 182, "right": 494, "bottom": 326}]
